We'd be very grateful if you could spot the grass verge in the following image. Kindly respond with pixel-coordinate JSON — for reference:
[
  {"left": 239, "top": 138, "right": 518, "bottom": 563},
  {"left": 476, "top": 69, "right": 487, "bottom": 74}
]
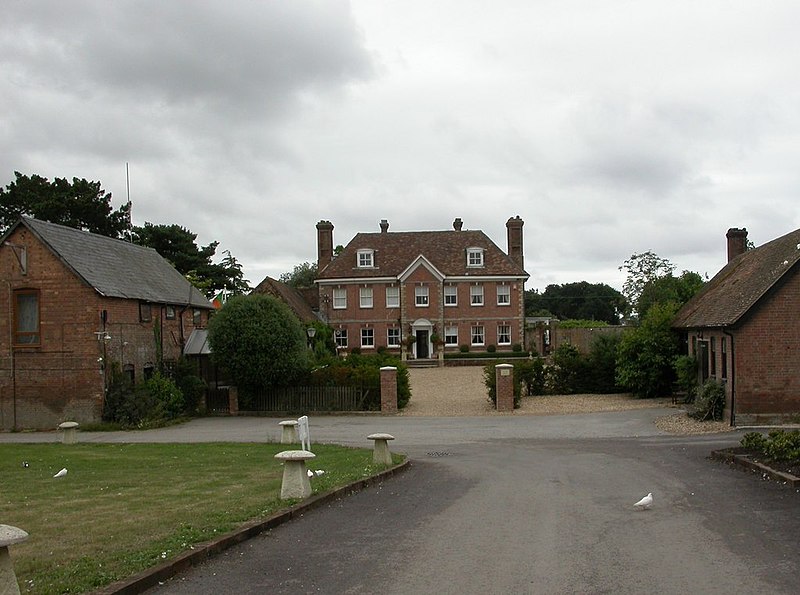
[{"left": 0, "top": 442, "right": 402, "bottom": 594}]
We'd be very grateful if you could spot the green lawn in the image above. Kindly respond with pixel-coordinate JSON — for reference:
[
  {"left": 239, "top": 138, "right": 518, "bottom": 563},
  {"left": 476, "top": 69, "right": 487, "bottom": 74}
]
[{"left": 0, "top": 442, "right": 402, "bottom": 594}]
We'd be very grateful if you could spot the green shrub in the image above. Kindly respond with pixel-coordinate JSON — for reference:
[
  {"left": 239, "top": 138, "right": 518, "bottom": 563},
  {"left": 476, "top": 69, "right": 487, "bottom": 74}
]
[
  {"left": 586, "top": 333, "right": 622, "bottom": 393},
  {"left": 515, "top": 357, "right": 546, "bottom": 396},
  {"left": 689, "top": 380, "right": 725, "bottom": 421},
  {"left": 740, "top": 431, "right": 768, "bottom": 451},
  {"left": 673, "top": 355, "right": 698, "bottom": 403},
  {"left": 305, "top": 352, "right": 411, "bottom": 410},
  {"left": 615, "top": 302, "right": 681, "bottom": 398},
  {"left": 548, "top": 344, "right": 591, "bottom": 394},
  {"left": 207, "top": 294, "right": 308, "bottom": 390},
  {"left": 172, "top": 357, "right": 206, "bottom": 414},
  {"left": 103, "top": 365, "right": 155, "bottom": 426},
  {"left": 487, "top": 344, "right": 496, "bottom": 353},
  {"left": 764, "top": 430, "right": 800, "bottom": 461},
  {"left": 103, "top": 366, "right": 185, "bottom": 425},
  {"left": 741, "top": 430, "right": 800, "bottom": 462},
  {"left": 512, "top": 343, "right": 523, "bottom": 353},
  {"left": 144, "top": 373, "right": 185, "bottom": 420},
  {"left": 460, "top": 344, "right": 470, "bottom": 353}
]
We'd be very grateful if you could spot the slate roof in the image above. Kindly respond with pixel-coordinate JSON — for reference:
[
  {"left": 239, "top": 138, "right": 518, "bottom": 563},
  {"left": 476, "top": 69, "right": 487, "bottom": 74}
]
[
  {"left": 317, "top": 229, "right": 528, "bottom": 280},
  {"left": 8, "top": 217, "right": 213, "bottom": 308},
  {"left": 673, "top": 227, "right": 800, "bottom": 328},
  {"left": 251, "top": 276, "right": 319, "bottom": 322}
]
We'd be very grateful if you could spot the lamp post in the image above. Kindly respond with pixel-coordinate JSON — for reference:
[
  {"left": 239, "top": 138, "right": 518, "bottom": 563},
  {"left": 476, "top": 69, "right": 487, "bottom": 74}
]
[{"left": 306, "top": 326, "right": 316, "bottom": 349}]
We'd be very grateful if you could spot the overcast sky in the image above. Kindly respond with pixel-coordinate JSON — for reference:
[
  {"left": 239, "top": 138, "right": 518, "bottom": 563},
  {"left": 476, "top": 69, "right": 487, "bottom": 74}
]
[{"left": 3, "top": 1, "right": 799, "bottom": 293}]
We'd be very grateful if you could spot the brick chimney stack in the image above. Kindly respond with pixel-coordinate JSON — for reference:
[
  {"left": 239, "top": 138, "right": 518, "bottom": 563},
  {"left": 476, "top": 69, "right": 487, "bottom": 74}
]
[
  {"left": 726, "top": 228, "right": 748, "bottom": 262},
  {"left": 453, "top": 218, "right": 463, "bottom": 231},
  {"left": 316, "top": 220, "right": 334, "bottom": 269},
  {"left": 506, "top": 215, "right": 524, "bottom": 270},
  {"left": 380, "top": 219, "right": 389, "bottom": 233}
]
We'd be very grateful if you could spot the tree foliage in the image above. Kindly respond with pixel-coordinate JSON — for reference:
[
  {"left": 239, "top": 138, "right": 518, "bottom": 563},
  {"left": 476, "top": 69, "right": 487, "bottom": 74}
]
[
  {"left": 619, "top": 251, "right": 676, "bottom": 312},
  {"left": 0, "top": 171, "right": 130, "bottom": 237},
  {"left": 615, "top": 302, "right": 681, "bottom": 398},
  {"left": 525, "top": 282, "right": 627, "bottom": 324},
  {"left": 279, "top": 261, "right": 318, "bottom": 288},
  {"left": 207, "top": 295, "right": 309, "bottom": 389},
  {"left": 133, "top": 223, "right": 250, "bottom": 297},
  {"left": 637, "top": 270, "right": 705, "bottom": 319}
]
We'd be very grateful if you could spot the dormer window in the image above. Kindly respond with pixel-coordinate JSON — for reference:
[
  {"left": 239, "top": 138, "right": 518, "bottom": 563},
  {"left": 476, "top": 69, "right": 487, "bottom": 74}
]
[
  {"left": 357, "top": 249, "right": 375, "bottom": 268},
  {"left": 467, "top": 247, "right": 484, "bottom": 267}
]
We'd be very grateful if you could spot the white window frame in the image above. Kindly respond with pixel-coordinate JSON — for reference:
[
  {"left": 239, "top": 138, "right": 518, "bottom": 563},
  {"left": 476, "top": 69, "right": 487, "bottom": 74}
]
[
  {"left": 444, "top": 326, "right": 458, "bottom": 346},
  {"left": 357, "top": 249, "right": 374, "bottom": 268},
  {"left": 497, "top": 284, "right": 511, "bottom": 306},
  {"left": 387, "top": 327, "right": 401, "bottom": 347},
  {"left": 415, "top": 286, "right": 429, "bottom": 307},
  {"left": 361, "top": 328, "right": 374, "bottom": 348},
  {"left": 386, "top": 286, "right": 400, "bottom": 308},
  {"left": 359, "top": 286, "right": 373, "bottom": 309},
  {"left": 497, "top": 324, "right": 511, "bottom": 345},
  {"left": 470, "top": 284, "right": 484, "bottom": 306},
  {"left": 335, "top": 329, "right": 348, "bottom": 348},
  {"left": 444, "top": 285, "right": 457, "bottom": 306},
  {"left": 467, "top": 247, "right": 484, "bottom": 267},
  {"left": 471, "top": 325, "right": 485, "bottom": 346},
  {"left": 333, "top": 288, "right": 347, "bottom": 310}
]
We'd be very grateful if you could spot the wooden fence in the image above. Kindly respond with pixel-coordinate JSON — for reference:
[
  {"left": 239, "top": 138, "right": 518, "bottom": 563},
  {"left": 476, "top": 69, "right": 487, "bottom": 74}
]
[{"left": 238, "top": 385, "right": 376, "bottom": 413}]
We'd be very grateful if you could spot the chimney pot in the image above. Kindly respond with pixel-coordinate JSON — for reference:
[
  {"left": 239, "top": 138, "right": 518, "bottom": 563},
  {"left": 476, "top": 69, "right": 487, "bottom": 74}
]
[
  {"left": 726, "top": 227, "right": 748, "bottom": 262},
  {"left": 506, "top": 216, "right": 524, "bottom": 270},
  {"left": 316, "top": 220, "right": 334, "bottom": 269},
  {"left": 380, "top": 219, "right": 389, "bottom": 233},
  {"left": 453, "top": 218, "right": 463, "bottom": 231}
]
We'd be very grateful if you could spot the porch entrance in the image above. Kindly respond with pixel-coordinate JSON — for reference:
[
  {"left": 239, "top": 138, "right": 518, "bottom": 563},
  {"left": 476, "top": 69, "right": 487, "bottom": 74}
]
[
  {"left": 410, "top": 318, "right": 434, "bottom": 360},
  {"left": 416, "top": 330, "right": 430, "bottom": 359}
]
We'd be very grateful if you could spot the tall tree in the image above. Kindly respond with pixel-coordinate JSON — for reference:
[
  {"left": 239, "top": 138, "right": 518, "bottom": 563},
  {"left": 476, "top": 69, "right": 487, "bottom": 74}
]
[
  {"left": 279, "top": 261, "right": 318, "bottom": 288},
  {"left": 0, "top": 171, "right": 130, "bottom": 237},
  {"left": 207, "top": 294, "right": 309, "bottom": 389},
  {"left": 619, "top": 251, "right": 675, "bottom": 312},
  {"left": 133, "top": 223, "right": 250, "bottom": 298},
  {"left": 525, "top": 282, "right": 627, "bottom": 324},
  {"left": 636, "top": 270, "right": 705, "bottom": 319}
]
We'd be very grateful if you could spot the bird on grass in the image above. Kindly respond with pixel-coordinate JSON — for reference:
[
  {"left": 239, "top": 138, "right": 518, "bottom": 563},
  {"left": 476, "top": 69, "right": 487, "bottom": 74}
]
[
  {"left": 53, "top": 468, "right": 68, "bottom": 478},
  {"left": 633, "top": 492, "right": 653, "bottom": 510}
]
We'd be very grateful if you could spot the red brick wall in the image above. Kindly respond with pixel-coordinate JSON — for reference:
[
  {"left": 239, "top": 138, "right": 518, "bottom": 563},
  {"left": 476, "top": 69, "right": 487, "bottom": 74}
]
[
  {"left": 1, "top": 226, "right": 208, "bottom": 430},
  {"left": 732, "top": 271, "right": 800, "bottom": 424}
]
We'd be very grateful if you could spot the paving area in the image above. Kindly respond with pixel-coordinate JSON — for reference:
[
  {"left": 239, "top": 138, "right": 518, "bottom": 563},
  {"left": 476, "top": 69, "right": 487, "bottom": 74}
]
[{"left": 406, "top": 366, "right": 681, "bottom": 416}]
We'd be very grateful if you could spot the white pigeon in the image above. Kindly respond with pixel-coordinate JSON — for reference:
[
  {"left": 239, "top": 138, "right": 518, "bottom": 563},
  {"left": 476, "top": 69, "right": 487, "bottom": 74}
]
[
  {"left": 633, "top": 492, "right": 653, "bottom": 510},
  {"left": 53, "top": 468, "right": 68, "bottom": 478}
]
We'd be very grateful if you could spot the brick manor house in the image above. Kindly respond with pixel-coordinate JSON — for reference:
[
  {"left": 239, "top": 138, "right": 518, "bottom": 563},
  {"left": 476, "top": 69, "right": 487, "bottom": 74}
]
[{"left": 314, "top": 217, "right": 529, "bottom": 361}]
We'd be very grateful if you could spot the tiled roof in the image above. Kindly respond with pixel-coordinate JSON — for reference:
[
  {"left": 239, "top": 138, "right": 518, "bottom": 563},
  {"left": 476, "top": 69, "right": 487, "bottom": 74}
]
[
  {"left": 251, "top": 276, "right": 318, "bottom": 322},
  {"left": 11, "top": 217, "right": 213, "bottom": 308},
  {"left": 673, "top": 227, "right": 800, "bottom": 328},
  {"left": 317, "top": 229, "right": 528, "bottom": 280}
]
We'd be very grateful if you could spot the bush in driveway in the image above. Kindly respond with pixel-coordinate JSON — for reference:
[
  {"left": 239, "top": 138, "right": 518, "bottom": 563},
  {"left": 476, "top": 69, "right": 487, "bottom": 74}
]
[{"left": 207, "top": 294, "right": 308, "bottom": 390}]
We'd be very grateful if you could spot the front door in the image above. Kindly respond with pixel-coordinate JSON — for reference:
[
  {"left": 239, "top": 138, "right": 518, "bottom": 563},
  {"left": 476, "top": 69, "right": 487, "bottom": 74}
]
[{"left": 416, "top": 330, "right": 429, "bottom": 359}]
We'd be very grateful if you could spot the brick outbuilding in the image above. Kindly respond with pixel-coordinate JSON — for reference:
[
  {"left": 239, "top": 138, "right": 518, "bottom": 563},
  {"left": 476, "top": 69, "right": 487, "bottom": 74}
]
[
  {"left": 0, "top": 217, "right": 214, "bottom": 430},
  {"left": 673, "top": 227, "right": 800, "bottom": 425},
  {"left": 315, "top": 217, "right": 529, "bottom": 362}
]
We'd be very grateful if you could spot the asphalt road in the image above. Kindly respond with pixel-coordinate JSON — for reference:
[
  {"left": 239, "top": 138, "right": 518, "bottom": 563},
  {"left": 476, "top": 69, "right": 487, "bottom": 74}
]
[{"left": 133, "top": 414, "right": 800, "bottom": 595}]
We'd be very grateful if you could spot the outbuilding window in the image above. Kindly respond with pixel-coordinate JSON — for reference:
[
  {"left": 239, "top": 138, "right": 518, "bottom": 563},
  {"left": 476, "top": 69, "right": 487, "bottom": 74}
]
[{"left": 14, "top": 289, "right": 40, "bottom": 346}]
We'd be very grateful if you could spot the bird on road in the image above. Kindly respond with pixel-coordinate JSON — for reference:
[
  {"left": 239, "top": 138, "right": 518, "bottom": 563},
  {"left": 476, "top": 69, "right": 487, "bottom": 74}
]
[
  {"left": 53, "top": 468, "right": 68, "bottom": 478},
  {"left": 634, "top": 492, "right": 653, "bottom": 510}
]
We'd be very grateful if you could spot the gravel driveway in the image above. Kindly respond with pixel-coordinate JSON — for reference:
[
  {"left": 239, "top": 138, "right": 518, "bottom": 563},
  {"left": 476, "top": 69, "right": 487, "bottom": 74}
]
[{"left": 403, "top": 366, "right": 731, "bottom": 434}]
